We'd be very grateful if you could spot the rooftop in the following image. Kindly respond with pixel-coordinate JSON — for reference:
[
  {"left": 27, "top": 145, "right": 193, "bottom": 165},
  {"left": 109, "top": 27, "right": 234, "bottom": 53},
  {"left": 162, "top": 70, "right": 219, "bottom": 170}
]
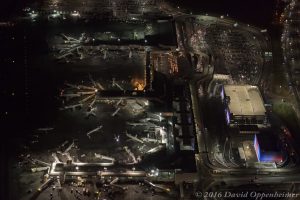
[
  {"left": 224, "top": 85, "right": 266, "bottom": 116},
  {"left": 242, "top": 140, "right": 259, "bottom": 163}
]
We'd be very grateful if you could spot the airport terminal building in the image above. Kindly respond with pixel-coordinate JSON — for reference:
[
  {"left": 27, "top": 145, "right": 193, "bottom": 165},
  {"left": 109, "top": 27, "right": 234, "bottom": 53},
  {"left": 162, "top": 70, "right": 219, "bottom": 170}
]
[{"left": 222, "top": 85, "right": 268, "bottom": 131}]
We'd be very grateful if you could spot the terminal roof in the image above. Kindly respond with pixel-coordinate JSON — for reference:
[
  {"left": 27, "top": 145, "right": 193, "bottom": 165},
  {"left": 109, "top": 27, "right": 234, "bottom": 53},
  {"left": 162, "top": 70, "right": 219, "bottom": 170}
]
[{"left": 224, "top": 85, "right": 266, "bottom": 116}]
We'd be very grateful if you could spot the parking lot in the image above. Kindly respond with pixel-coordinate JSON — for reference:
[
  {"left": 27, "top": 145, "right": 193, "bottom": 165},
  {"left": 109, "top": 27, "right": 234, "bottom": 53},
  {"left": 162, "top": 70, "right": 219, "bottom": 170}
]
[{"left": 205, "top": 22, "right": 264, "bottom": 84}]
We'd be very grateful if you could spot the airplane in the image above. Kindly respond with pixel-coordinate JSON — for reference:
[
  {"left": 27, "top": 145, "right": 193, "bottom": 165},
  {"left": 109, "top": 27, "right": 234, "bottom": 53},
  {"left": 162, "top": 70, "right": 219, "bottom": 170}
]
[
  {"left": 85, "top": 106, "right": 97, "bottom": 118},
  {"left": 62, "top": 140, "right": 75, "bottom": 154},
  {"left": 112, "top": 78, "right": 124, "bottom": 91},
  {"left": 139, "top": 118, "right": 160, "bottom": 123},
  {"left": 110, "top": 178, "right": 119, "bottom": 185},
  {"left": 94, "top": 153, "right": 115, "bottom": 162},
  {"left": 111, "top": 107, "right": 121, "bottom": 117},
  {"left": 32, "top": 159, "right": 51, "bottom": 167},
  {"left": 127, "top": 122, "right": 157, "bottom": 127},
  {"left": 31, "top": 166, "right": 50, "bottom": 173},
  {"left": 115, "top": 98, "right": 123, "bottom": 107},
  {"left": 36, "top": 127, "right": 54, "bottom": 133},
  {"left": 104, "top": 183, "right": 128, "bottom": 191},
  {"left": 60, "top": 140, "right": 69, "bottom": 148},
  {"left": 60, "top": 33, "right": 81, "bottom": 44},
  {"left": 89, "top": 74, "right": 105, "bottom": 91},
  {"left": 86, "top": 125, "right": 103, "bottom": 139},
  {"left": 126, "top": 122, "right": 148, "bottom": 127},
  {"left": 144, "top": 180, "right": 171, "bottom": 193},
  {"left": 126, "top": 133, "right": 144, "bottom": 144},
  {"left": 56, "top": 51, "right": 75, "bottom": 60},
  {"left": 146, "top": 145, "right": 164, "bottom": 154},
  {"left": 51, "top": 153, "right": 61, "bottom": 163},
  {"left": 124, "top": 146, "right": 138, "bottom": 164},
  {"left": 115, "top": 82, "right": 124, "bottom": 91},
  {"left": 60, "top": 93, "right": 81, "bottom": 98},
  {"left": 141, "top": 137, "right": 160, "bottom": 143},
  {"left": 108, "top": 178, "right": 128, "bottom": 190},
  {"left": 139, "top": 118, "right": 151, "bottom": 123},
  {"left": 138, "top": 144, "right": 147, "bottom": 152},
  {"left": 112, "top": 78, "right": 116, "bottom": 87},
  {"left": 59, "top": 103, "right": 83, "bottom": 111},
  {"left": 103, "top": 49, "right": 107, "bottom": 59}
]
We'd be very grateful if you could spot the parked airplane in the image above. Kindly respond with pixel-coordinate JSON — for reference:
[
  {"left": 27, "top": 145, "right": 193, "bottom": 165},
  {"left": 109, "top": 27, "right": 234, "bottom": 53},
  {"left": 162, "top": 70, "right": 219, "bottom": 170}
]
[
  {"left": 59, "top": 103, "right": 83, "bottom": 111},
  {"left": 94, "top": 153, "right": 115, "bottom": 162},
  {"left": 85, "top": 106, "right": 97, "bottom": 118},
  {"left": 126, "top": 133, "right": 144, "bottom": 144},
  {"left": 111, "top": 107, "right": 121, "bottom": 117},
  {"left": 36, "top": 127, "right": 54, "bottom": 133},
  {"left": 86, "top": 125, "right": 103, "bottom": 139},
  {"left": 144, "top": 180, "right": 170, "bottom": 193}
]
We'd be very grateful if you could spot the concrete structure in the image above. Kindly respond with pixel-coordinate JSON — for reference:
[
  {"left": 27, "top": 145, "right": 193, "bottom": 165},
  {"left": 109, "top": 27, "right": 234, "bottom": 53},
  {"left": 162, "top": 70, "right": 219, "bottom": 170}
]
[
  {"left": 242, "top": 140, "right": 259, "bottom": 164},
  {"left": 222, "top": 85, "right": 267, "bottom": 129}
]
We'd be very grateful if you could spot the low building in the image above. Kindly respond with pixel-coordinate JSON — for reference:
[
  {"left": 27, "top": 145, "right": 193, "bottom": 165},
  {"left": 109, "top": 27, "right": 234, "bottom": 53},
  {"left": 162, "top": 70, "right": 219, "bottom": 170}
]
[
  {"left": 222, "top": 85, "right": 268, "bottom": 129},
  {"left": 238, "top": 134, "right": 284, "bottom": 167}
]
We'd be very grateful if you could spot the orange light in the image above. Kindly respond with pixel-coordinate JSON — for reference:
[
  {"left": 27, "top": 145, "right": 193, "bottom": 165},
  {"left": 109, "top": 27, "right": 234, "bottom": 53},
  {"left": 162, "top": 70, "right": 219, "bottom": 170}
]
[{"left": 131, "top": 78, "right": 145, "bottom": 91}]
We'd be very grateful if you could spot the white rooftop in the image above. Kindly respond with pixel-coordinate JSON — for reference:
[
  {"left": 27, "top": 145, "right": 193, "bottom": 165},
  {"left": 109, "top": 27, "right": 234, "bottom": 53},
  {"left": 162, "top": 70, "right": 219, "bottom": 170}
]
[{"left": 224, "top": 85, "right": 266, "bottom": 116}]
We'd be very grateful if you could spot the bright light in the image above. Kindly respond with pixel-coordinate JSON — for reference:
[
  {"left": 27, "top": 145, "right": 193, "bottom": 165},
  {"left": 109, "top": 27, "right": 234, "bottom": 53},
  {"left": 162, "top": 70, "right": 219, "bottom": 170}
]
[
  {"left": 30, "top": 11, "right": 38, "bottom": 18},
  {"left": 144, "top": 100, "right": 149, "bottom": 106},
  {"left": 71, "top": 11, "right": 80, "bottom": 17},
  {"left": 50, "top": 13, "right": 60, "bottom": 18},
  {"left": 75, "top": 166, "right": 79, "bottom": 170}
]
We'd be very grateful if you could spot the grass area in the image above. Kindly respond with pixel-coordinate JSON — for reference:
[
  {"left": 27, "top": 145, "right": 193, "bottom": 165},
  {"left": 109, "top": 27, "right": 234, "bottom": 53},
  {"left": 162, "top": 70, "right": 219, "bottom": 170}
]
[
  {"left": 273, "top": 102, "right": 300, "bottom": 133},
  {"left": 270, "top": 65, "right": 290, "bottom": 97}
]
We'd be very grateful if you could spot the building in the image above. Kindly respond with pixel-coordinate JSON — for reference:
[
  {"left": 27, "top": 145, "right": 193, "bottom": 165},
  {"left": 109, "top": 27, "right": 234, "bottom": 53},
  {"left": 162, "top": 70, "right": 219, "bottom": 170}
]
[
  {"left": 238, "top": 134, "right": 284, "bottom": 168},
  {"left": 222, "top": 85, "right": 268, "bottom": 130}
]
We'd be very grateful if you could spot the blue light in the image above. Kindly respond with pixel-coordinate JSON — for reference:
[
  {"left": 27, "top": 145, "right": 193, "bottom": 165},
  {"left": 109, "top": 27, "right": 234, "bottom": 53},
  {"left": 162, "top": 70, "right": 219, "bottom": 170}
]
[
  {"left": 254, "top": 135, "right": 261, "bottom": 161},
  {"left": 225, "top": 109, "right": 230, "bottom": 124}
]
